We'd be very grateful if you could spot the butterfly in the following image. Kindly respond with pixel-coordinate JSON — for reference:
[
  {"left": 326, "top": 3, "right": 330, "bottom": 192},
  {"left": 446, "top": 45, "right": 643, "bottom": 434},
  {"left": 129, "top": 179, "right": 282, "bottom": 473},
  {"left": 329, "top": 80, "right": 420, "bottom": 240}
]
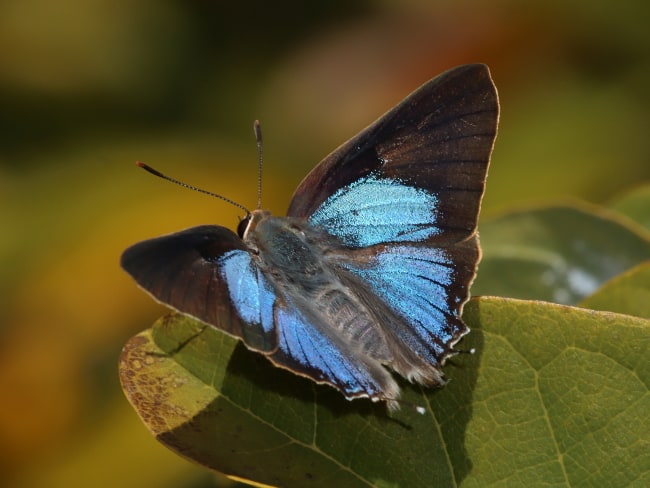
[{"left": 121, "top": 64, "right": 499, "bottom": 411}]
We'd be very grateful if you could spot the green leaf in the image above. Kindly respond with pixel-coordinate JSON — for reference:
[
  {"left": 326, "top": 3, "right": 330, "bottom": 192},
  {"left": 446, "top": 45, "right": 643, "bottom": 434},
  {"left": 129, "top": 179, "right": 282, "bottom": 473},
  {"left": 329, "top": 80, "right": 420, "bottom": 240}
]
[
  {"left": 463, "top": 297, "right": 650, "bottom": 488},
  {"left": 579, "top": 261, "right": 650, "bottom": 318},
  {"left": 119, "top": 297, "right": 650, "bottom": 487},
  {"left": 473, "top": 203, "right": 650, "bottom": 304},
  {"left": 608, "top": 184, "right": 650, "bottom": 231},
  {"left": 119, "top": 315, "right": 473, "bottom": 487}
]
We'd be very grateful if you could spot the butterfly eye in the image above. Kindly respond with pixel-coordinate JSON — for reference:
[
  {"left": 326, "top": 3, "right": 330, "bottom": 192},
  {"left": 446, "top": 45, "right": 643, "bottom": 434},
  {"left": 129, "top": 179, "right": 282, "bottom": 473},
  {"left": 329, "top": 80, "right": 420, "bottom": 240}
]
[{"left": 237, "top": 215, "right": 252, "bottom": 238}]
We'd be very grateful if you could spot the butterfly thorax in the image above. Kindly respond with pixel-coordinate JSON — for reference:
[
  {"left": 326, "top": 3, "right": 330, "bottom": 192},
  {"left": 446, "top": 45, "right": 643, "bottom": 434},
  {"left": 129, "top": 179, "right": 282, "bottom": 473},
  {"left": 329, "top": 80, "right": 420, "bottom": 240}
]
[{"left": 244, "top": 214, "right": 328, "bottom": 284}]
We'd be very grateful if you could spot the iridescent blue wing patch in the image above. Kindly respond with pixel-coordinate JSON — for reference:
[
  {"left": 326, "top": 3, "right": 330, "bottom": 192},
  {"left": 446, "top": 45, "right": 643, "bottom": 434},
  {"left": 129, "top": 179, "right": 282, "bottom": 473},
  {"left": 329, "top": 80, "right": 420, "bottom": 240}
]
[{"left": 309, "top": 173, "right": 443, "bottom": 247}]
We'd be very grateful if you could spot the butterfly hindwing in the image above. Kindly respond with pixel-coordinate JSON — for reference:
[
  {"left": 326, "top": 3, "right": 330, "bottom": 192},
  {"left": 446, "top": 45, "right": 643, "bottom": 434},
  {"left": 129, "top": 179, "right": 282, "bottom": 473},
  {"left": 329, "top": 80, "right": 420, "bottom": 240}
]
[
  {"left": 268, "top": 299, "right": 401, "bottom": 404},
  {"left": 330, "top": 238, "right": 480, "bottom": 384}
]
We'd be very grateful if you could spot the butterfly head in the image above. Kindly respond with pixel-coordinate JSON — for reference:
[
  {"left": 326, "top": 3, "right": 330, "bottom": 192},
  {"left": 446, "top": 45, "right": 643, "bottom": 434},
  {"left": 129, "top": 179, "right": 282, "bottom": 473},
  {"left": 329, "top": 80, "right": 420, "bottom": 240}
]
[{"left": 237, "top": 209, "right": 272, "bottom": 240}]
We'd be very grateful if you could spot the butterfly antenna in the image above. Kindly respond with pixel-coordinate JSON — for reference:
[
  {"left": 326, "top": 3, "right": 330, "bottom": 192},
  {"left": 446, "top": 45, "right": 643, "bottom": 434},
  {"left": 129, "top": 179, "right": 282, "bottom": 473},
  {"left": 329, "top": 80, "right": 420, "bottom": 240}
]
[
  {"left": 253, "top": 120, "right": 263, "bottom": 209},
  {"left": 135, "top": 161, "right": 250, "bottom": 214}
]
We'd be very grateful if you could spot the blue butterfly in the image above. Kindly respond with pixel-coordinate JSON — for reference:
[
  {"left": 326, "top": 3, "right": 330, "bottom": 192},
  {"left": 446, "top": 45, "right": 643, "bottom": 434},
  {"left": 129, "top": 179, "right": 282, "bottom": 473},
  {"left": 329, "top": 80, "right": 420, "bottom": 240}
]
[{"left": 121, "top": 64, "right": 499, "bottom": 410}]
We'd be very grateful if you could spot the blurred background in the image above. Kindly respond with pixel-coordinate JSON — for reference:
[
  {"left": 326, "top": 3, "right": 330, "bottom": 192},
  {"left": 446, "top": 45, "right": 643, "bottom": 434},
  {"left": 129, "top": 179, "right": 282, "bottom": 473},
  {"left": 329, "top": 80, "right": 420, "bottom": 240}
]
[{"left": 1, "top": 1, "right": 648, "bottom": 487}]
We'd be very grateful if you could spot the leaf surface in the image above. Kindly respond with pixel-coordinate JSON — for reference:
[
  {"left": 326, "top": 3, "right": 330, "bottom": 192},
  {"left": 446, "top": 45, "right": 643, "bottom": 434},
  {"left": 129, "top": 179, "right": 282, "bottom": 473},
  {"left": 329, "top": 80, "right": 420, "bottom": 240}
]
[{"left": 120, "top": 298, "right": 650, "bottom": 487}]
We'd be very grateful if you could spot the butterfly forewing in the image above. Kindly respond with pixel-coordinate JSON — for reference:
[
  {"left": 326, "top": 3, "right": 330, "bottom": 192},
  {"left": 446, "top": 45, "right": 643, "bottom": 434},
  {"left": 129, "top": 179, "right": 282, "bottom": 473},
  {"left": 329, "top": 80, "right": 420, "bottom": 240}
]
[
  {"left": 331, "top": 238, "right": 481, "bottom": 381},
  {"left": 287, "top": 63, "right": 498, "bottom": 245},
  {"left": 121, "top": 226, "right": 277, "bottom": 352}
]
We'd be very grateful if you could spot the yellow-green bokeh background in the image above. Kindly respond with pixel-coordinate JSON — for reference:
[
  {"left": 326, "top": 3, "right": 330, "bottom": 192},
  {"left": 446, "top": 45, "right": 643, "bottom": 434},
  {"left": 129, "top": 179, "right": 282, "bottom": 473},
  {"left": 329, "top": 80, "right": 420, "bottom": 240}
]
[{"left": 1, "top": 1, "right": 648, "bottom": 487}]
